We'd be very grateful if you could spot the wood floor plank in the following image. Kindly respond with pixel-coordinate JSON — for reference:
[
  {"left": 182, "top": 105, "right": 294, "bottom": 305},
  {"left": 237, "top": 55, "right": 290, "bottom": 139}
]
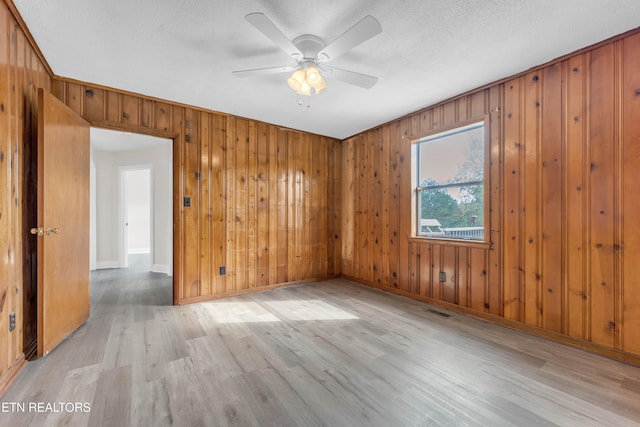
[{"left": 1, "top": 270, "right": 640, "bottom": 426}]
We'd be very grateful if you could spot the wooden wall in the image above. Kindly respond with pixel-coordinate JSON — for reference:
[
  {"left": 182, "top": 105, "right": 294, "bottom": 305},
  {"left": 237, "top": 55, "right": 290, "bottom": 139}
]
[
  {"left": 0, "top": 1, "right": 51, "bottom": 387},
  {"left": 50, "top": 79, "right": 342, "bottom": 305},
  {"left": 0, "top": 0, "right": 341, "bottom": 386},
  {"left": 341, "top": 30, "right": 640, "bottom": 360},
  {"left": 1, "top": 0, "right": 638, "bottom": 391}
]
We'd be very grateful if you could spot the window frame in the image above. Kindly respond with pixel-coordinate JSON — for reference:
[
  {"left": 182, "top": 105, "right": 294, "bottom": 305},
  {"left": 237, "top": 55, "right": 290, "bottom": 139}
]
[{"left": 410, "top": 117, "right": 491, "bottom": 244}]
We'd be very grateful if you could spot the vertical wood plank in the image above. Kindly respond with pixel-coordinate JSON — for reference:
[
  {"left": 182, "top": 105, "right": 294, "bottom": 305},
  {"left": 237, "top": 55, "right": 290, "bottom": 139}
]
[
  {"left": 342, "top": 138, "right": 354, "bottom": 277},
  {"left": 276, "top": 128, "right": 288, "bottom": 283},
  {"left": 121, "top": 95, "right": 140, "bottom": 127},
  {"left": 256, "top": 122, "right": 269, "bottom": 287},
  {"left": 267, "top": 125, "right": 278, "bottom": 284},
  {"left": 154, "top": 103, "right": 170, "bottom": 132},
  {"left": 199, "top": 112, "right": 211, "bottom": 296},
  {"left": 211, "top": 114, "right": 226, "bottom": 295},
  {"left": 234, "top": 118, "right": 249, "bottom": 290},
  {"left": 12, "top": 23, "right": 25, "bottom": 362},
  {"left": 589, "top": 44, "right": 616, "bottom": 348},
  {"left": 50, "top": 79, "right": 65, "bottom": 100},
  {"left": 286, "top": 131, "right": 297, "bottom": 282},
  {"left": 443, "top": 101, "right": 456, "bottom": 128},
  {"left": 172, "top": 105, "right": 184, "bottom": 303},
  {"left": 301, "top": 134, "right": 311, "bottom": 280},
  {"left": 246, "top": 121, "right": 257, "bottom": 289},
  {"left": 565, "top": 55, "right": 588, "bottom": 340},
  {"left": 83, "top": 87, "right": 104, "bottom": 122},
  {"left": 418, "top": 243, "right": 432, "bottom": 297},
  {"left": 380, "top": 126, "right": 390, "bottom": 287},
  {"left": 183, "top": 109, "right": 200, "bottom": 299},
  {"left": 141, "top": 99, "right": 153, "bottom": 128},
  {"left": 458, "top": 247, "right": 470, "bottom": 308},
  {"left": 106, "top": 91, "right": 120, "bottom": 123},
  {"left": 523, "top": 71, "right": 542, "bottom": 327},
  {"left": 488, "top": 85, "right": 503, "bottom": 316},
  {"left": 315, "top": 134, "right": 327, "bottom": 278},
  {"left": 540, "top": 63, "right": 563, "bottom": 333},
  {"left": 470, "top": 248, "right": 488, "bottom": 312},
  {"left": 442, "top": 245, "right": 456, "bottom": 303},
  {"left": 0, "top": 6, "right": 12, "bottom": 376},
  {"left": 431, "top": 245, "right": 442, "bottom": 300},
  {"left": 409, "top": 242, "right": 418, "bottom": 294},
  {"left": 388, "top": 124, "right": 400, "bottom": 288},
  {"left": 354, "top": 135, "right": 364, "bottom": 281},
  {"left": 65, "top": 82, "right": 83, "bottom": 116},
  {"left": 330, "top": 139, "right": 342, "bottom": 277},
  {"left": 503, "top": 78, "right": 523, "bottom": 321},
  {"left": 398, "top": 119, "right": 412, "bottom": 291},
  {"left": 224, "top": 116, "right": 237, "bottom": 292},
  {"left": 621, "top": 33, "right": 640, "bottom": 354}
]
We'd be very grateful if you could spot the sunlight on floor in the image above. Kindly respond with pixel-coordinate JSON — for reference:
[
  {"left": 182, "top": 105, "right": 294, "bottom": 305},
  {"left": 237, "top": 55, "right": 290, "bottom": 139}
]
[{"left": 206, "top": 299, "right": 359, "bottom": 323}]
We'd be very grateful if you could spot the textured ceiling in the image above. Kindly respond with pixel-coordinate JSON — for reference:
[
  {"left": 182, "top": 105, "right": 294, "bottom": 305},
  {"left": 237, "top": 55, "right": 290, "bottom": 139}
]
[{"left": 13, "top": 0, "right": 640, "bottom": 139}]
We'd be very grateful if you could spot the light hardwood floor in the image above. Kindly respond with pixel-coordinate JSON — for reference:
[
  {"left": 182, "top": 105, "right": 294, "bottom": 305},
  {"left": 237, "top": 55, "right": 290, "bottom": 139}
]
[{"left": 2, "top": 269, "right": 640, "bottom": 426}]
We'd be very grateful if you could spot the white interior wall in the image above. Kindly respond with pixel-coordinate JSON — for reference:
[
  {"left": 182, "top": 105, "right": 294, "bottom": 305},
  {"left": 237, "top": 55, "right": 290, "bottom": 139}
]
[
  {"left": 93, "top": 150, "right": 118, "bottom": 269},
  {"left": 124, "top": 169, "right": 151, "bottom": 254},
  {"left": 91, "top": 141, "right": 172, "bottom": 275},
  {"left": 90, "top": 153, "right": 97, "bottom": 271}
]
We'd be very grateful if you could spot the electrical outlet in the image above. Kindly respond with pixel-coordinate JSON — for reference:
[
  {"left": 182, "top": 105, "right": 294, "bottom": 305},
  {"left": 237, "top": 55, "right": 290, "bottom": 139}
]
[
  {"left": 219, "top": 266, "right": 226, "bottom": 275},
  {"left": 439, "top": 272, "right": 446, "bottom": 282},
  {"left": 9, "top": 312, "right": 15, "bottom": 332}
]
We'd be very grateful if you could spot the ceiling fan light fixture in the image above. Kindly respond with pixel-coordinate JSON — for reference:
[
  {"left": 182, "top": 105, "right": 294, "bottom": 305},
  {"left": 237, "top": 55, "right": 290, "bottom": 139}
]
[
  {"left": 287, "top": 69, "right": 306, "bottom": 92},
  {"left": 313, "top": 77, "right": 327, "bottom": 95},
  {"left": 298, "top": 80, "right": 311, "bottom": 96},
  {"left": 305, "top": 65, "right": 322, "bottom": 86},
  {"left": 288, "top": 65, "right": 326, "bottom": 96}
]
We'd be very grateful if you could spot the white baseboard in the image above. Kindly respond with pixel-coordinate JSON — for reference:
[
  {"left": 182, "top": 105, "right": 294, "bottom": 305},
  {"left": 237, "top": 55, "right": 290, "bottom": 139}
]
[
  {"left": 152, "top": 264, "right": 172, "bottom": 276},
  {"left": 128, "top": 248, "right": 151, "bottom": 255},
  {"left": 96, "top": 261, "right": 119, "bottom": 270}
]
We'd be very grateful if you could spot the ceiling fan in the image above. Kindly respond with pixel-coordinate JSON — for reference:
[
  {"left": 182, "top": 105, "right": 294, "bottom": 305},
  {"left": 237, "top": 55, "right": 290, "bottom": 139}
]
[{"left": 232, "top": 13, "right": 382, "bottom": 95}]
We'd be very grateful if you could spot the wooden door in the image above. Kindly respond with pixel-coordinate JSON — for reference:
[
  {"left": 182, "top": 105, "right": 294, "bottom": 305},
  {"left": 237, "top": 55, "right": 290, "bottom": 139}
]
[{"left": 35, "top": 88, "right": 90, "bottom": 357}]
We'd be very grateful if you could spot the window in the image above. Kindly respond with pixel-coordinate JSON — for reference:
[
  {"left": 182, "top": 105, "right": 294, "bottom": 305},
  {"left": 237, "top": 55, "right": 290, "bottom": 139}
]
[{"left": 414, "top": 121, "right": 486, "bottom": 240}]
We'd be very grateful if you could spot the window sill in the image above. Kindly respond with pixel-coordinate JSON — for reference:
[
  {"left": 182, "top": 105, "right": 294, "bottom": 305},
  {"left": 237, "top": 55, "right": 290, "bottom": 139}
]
[{"left": 408, "top": 236, "right": 492, "bottom": 250}]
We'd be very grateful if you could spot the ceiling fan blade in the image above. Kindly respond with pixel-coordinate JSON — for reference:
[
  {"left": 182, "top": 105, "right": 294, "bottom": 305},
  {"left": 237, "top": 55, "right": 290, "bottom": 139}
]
[
  {"left": 323, "top": 66, "right": 378, "bottom": 89},
  {"left": 245, "top": 13, "right": 302, "bottom": 59},
  {"left": 232, "top": 65, "right": 298, "bottom": 78},
  {"left": 318, "top": 16, "right": 381, "bottom": 61}
]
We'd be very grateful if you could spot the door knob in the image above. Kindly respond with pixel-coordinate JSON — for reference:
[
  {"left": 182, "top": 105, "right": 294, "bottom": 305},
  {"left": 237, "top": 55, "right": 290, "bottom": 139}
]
[
  {"left": 45, "top": 227, "right": 61, "bottom": 236},
  {"left": 30, "top": 227, "right": 44, "bottom": 236}
]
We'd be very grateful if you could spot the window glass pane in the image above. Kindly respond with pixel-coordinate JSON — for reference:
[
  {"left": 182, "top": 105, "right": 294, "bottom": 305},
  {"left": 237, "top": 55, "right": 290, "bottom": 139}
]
[
  {"left": 418, "top": 124, "right": 484, "bottom": 186},
  {"left": 415, "top": 122, "right": 485, "bottom": 240},
  {"left": 418, "top": 184, "right": 483, "bottom": 238}
]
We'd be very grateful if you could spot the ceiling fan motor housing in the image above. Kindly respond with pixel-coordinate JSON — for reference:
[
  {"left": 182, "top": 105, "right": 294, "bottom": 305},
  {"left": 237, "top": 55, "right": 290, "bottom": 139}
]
[{"left": 292, "top": 34, "right": 326, "bottom": 62}]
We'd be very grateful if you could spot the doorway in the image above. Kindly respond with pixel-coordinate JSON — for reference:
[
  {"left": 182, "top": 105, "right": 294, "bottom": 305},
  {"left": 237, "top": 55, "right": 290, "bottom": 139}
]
[{"left": 90, "top": 128, "right": 173, "bottom": 276}]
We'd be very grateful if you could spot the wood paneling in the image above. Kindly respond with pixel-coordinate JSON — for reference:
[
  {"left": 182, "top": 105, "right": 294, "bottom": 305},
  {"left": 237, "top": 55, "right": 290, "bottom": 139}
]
[
  {"left": 50, "top": 78, "right": 342, "bottom": 306},
  {"left": 622, "top": 33, "right": 640, "bottom": 355},
  {"left": 0, "top": 0, "right": 51, "bottom": 387},
  {"left": 341, "top": 30, "right": 640, "bottom": 359},
  {"left": 342, "top": 90, "right": 499, "bottom": 318},
  {"left": 1, "top": 0, "right": 639, "bottom": 391}
]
